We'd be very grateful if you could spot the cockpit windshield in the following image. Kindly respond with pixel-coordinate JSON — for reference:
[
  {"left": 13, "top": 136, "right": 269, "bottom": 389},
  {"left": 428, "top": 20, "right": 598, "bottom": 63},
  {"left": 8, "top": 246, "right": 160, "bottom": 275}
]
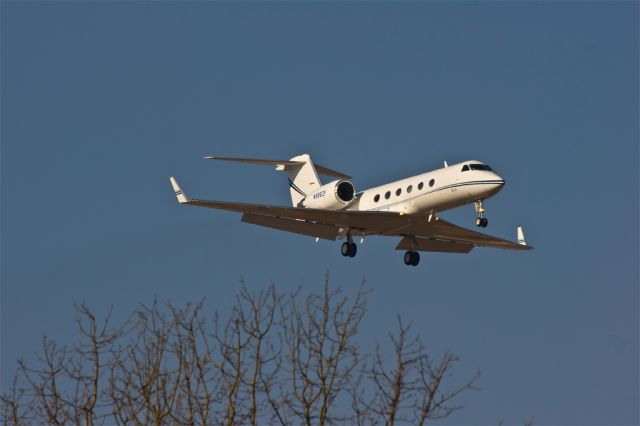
[{"left": 468, "top": 164, "right": 493, "bottom": 171}]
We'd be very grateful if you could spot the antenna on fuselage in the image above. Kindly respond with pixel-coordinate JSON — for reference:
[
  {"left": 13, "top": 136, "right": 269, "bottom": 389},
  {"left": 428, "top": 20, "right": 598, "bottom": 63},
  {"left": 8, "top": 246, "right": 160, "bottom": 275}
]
[{"left": 443, "top": 161, "right": 448, "bottom": 167}]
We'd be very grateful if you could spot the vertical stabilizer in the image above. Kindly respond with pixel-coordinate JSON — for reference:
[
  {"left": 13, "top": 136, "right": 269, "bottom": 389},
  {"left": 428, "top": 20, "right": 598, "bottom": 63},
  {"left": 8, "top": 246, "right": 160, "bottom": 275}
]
[{"left": 286, "top": 154, "right": 321, "bottom": 206}]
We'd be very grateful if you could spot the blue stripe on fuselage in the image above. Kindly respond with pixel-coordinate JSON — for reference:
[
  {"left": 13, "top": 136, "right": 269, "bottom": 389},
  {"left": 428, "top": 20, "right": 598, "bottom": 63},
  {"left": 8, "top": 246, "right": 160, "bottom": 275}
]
[{"left": 366, "top": 179, "right": 504, "bottom": 211}]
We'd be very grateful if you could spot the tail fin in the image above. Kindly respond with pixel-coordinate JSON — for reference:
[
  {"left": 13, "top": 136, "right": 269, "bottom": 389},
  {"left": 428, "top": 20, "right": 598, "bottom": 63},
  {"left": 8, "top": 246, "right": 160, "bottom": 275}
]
[{"left": 285, "top": 154, "right": 321, "bottom": 206}]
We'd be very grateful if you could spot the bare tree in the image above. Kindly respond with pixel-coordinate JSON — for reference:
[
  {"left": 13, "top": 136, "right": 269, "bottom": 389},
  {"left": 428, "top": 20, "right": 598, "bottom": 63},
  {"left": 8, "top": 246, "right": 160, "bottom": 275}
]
[
  {"left": 18, "top": 337, "right": 73, "bottom": 425},
  {"left": 2, "top": 277, "right": 498, "bottom": 425},
  {"left": 66, "top": 303, "right": 129, "bottom": 426},
  {"left": 3, "top": 303, "right": 129, "bottom": 426},
  {"left": 364, "top": 316, "right": 480, "bottom": 425},
  {"left": 210, "top": 282, "right": 285, "bottom": 425},
  {"left": 279, "top": 277, "right": 368, "bottom": 425},
  {"left": 166, "top": 300, "right": 218, "bottom": 425},
  {"left": 235, "top": 283, "right": 284, "bottom": 426},
  {"left": 108, "top": 298, "right": 182, "bottom": 425},
  {"left": 1, "top": 374, "right": 30, "bottom": 425}
]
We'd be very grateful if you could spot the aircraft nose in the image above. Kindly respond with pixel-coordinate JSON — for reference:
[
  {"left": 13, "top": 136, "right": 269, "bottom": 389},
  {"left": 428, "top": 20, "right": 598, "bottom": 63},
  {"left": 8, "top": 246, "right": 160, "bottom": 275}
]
[{"left": 492, "top": 174, "right": 505, "bottom": 192}]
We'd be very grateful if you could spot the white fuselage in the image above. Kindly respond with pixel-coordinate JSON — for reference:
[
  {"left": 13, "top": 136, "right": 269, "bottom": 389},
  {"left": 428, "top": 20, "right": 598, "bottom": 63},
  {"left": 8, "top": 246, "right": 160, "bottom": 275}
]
[{"left": 350, "top": 160, "right": 505, "bottom": 215}]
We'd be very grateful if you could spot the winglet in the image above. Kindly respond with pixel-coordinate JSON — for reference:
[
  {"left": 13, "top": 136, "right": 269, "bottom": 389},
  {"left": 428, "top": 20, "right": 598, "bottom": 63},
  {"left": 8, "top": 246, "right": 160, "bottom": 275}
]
[
  {"left": 169, "top": 176, "right": 189, "bottom": 204},
  {"left": 517, "top": 226, "right": 527, "bottom": 246}
]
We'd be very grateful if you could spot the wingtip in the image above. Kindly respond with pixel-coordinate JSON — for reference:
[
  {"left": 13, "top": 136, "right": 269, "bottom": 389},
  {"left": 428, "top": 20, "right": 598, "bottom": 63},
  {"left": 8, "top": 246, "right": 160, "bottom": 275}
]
[
  {"left": 169, "top": 176, "right": 189, "bottom": 204},
  {"left": 203, "top": 156, "right": 215, "bottom": 160},
  {"left": 517, "top": 226, "right": 527, "bottom": 246}
]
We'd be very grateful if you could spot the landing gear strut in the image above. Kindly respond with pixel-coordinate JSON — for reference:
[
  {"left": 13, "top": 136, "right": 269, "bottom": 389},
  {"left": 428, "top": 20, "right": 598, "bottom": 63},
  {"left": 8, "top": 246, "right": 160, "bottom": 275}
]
[
  {"left": 404, "top": 251, "right": 420, "bottom": 266},
  {"left": 474, "top": 200, "right": 488, "bottom": 228},
  {"left": 340, "top": 233, "right": 357, "bottom": 258}
]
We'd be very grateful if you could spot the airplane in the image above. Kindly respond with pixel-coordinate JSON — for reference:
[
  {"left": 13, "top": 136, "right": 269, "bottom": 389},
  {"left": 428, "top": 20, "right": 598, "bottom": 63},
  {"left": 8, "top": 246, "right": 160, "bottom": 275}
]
[{"left": 169, "top": 154, "right": 532, "bottom": 266}]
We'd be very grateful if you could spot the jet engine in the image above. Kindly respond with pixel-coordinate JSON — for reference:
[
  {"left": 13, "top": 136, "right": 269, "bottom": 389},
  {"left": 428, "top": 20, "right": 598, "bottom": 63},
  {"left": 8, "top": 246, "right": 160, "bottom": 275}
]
[{"left": 301, "top": 179, "right": 356, "bottom": 210}]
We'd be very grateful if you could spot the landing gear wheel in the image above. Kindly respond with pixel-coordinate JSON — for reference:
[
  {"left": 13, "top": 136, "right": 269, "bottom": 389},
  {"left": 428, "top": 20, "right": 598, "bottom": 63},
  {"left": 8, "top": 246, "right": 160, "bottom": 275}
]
[
  {"left": 404, "top": 251, "right": 420, "bottom": 266},
  {"left": 341, "top": 242, "right": 357, "bottom": 258},
  {"left": 475, "top": 217, "right": 488, "bottom": 228}
]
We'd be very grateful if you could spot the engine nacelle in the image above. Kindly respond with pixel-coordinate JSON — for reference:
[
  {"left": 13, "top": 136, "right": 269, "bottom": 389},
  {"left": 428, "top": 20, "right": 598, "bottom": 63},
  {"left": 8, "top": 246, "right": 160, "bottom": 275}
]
[{"left": 301, "top": 179, "right": 356, "bottom": 210}]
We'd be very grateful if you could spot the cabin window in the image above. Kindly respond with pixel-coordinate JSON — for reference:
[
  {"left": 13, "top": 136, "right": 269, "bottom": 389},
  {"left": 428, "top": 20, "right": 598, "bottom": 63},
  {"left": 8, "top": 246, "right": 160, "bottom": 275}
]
[
  {"left": 374, "top": 194, "right": 380, "bottom": 203},
  {"left": 418, "top": 182, "right": 424, "bottom": 190},
  {"left": 385, "top": 191, "right": 391, "bottom": 199},
  {"left": 469, "top": 164, "right": 493, "bottom": 171},
  {"left": 396, "top": 188, "right": 402, "bottom": 196},
  {"left": 429, "top": 179, "right": 435, "bottom": 187},
  {"left": 407, "top": 185, "right": 413, "bottom": 193},
  {"left": 461, "top": 165, "right": 470, "bottom": 172}
]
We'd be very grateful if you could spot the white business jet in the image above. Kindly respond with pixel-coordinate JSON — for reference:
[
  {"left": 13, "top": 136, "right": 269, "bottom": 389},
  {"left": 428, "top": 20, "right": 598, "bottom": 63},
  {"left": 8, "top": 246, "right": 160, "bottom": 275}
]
[{"left": 170, "top": 154, "right": 532, "bottom": 266}]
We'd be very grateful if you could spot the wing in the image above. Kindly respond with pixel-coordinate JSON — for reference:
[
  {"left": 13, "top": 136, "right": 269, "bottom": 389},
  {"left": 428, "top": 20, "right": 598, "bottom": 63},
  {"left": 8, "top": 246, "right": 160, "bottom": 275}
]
[
  {"left": 169, "top": 177, "right": 532, "bottom": 250},
  {"left": 241, "top": 213, "right": 340, "bottom": 240},
  {"left": 395, "top": 237, "right": 474, "bottom": 253},
  {"left": 395, "top": 218, "right": 533, "bottom": 252},
  {"left": 169, "top": 177, "right": 411, "bottom": 239}
]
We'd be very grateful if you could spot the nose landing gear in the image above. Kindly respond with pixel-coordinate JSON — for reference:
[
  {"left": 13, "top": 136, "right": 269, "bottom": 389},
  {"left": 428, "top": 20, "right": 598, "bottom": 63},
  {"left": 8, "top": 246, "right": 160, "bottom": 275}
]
[
  {"left": 475, "top": 217, "right": 488, "bottom": 227},
  {"left": 474, "top": 200, "right": 488, "bottom": 228}
]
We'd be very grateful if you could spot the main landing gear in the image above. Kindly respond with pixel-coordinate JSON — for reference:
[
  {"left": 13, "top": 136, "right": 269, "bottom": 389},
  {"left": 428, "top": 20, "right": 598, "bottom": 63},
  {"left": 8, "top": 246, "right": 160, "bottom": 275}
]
[
  {"left": 474, "top": 200, "right": 488, "bottom": 228},
  {"left": 403, "top": 237, "right": 420, "bottom": 266},
  {"left": 340, "top": 239, "right": 357, "bottom": 258},
  {"left": 404, "top": 251, "right": 420, "bottom": 266}
]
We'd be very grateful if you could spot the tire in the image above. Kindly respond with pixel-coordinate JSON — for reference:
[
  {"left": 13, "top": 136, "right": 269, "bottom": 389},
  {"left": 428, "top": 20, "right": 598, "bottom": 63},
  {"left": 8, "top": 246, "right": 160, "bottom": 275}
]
[
  {"left": 481, "top": 218, "right": 488, "bottom": 227},
  {"left": 411, "top": 251, "right": 420, "bottom": 266},
  {"left": 341, "top": 242, "right": 350, "bottom": 257},
  {"left": 404, "top": 251, "right": 413, "bottom": 265},
  {"left": 475, "top": 217, "right": 483, "bottom": 227},
  {"left": 348, "top": 242, "right": 357, "bottom": 257}
]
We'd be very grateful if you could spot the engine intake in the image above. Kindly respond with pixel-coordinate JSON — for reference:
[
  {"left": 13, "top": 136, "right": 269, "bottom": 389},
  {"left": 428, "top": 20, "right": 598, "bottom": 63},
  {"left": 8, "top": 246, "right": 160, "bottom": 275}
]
[
  {"left": 336, "top": 180, "right": 355, "bottom": 203},
  {"left": 302, "top": 180, "right": 356, "bottom": 210}
]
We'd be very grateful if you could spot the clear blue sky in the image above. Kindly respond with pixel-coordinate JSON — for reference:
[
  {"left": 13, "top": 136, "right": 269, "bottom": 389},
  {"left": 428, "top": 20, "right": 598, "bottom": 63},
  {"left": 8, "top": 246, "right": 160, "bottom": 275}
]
[{"left": 2, "top": 2, "right": 638, "bottom": 424}]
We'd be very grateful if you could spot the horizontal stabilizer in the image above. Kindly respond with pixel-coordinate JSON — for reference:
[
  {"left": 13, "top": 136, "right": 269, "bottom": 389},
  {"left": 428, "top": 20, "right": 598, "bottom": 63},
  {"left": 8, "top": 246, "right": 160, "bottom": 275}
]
[
  {"left": 204, "top": 155, "right": 351, "bottom": 179},
  {"left": 204, "top": 156, "right": 304, "bottom": 167}
]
